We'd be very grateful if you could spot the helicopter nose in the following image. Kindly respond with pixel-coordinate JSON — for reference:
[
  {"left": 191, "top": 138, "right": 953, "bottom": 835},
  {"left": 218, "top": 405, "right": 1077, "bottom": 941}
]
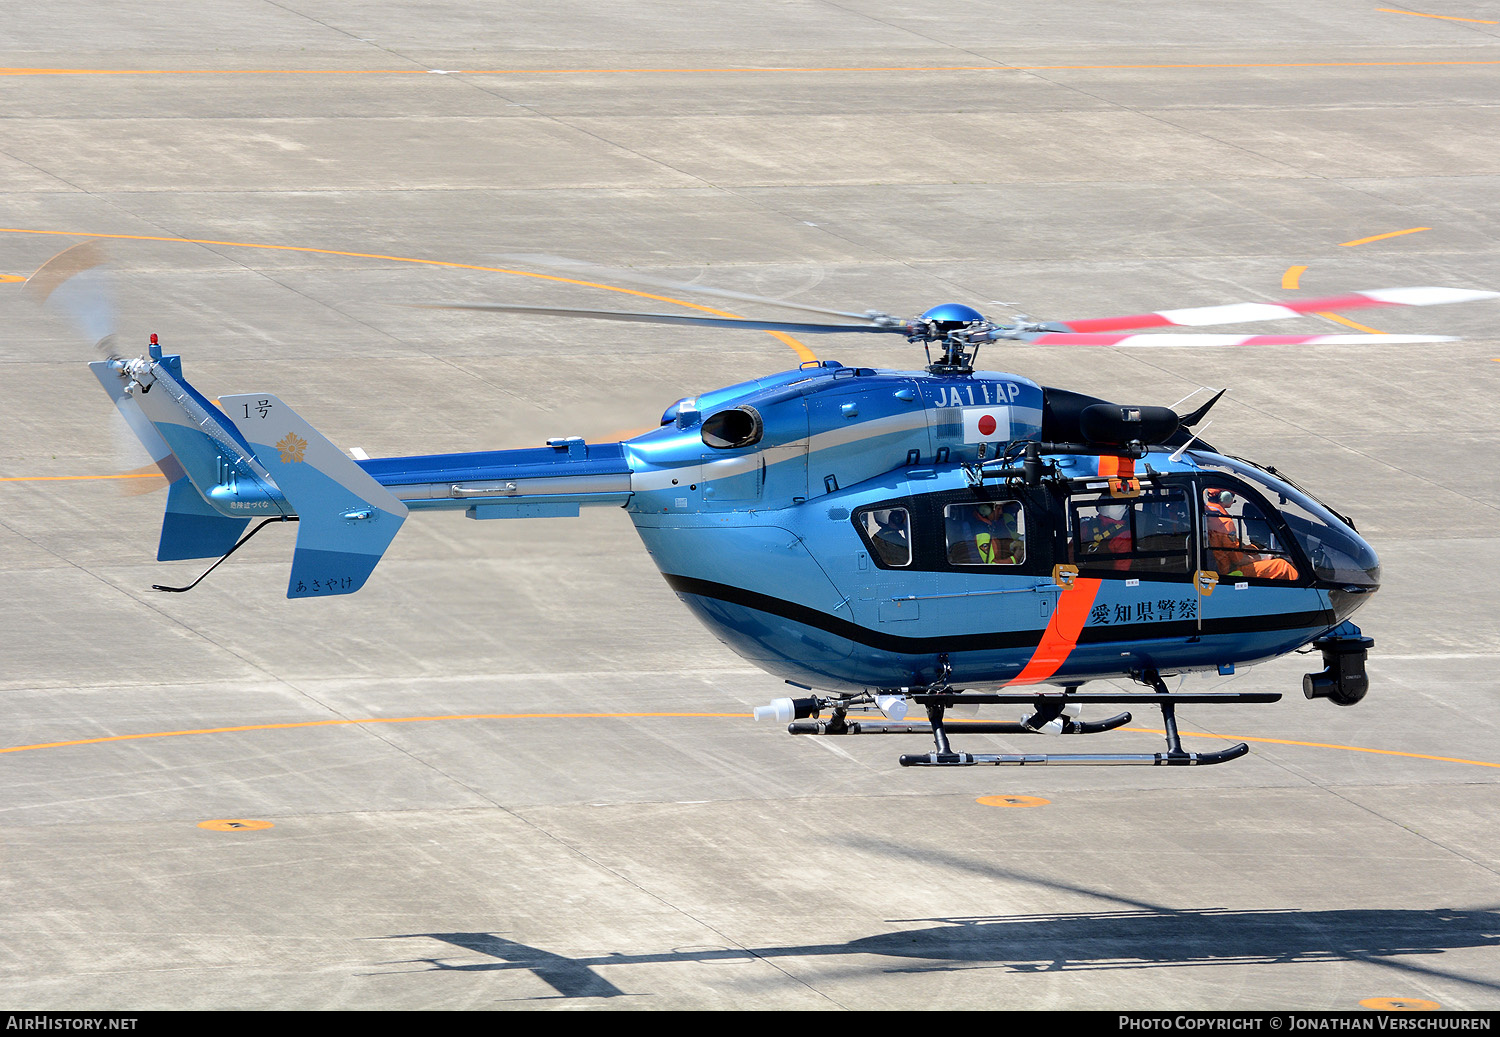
[{"left": 1326, "top": 554, "right": 1380, "bottom": 623}]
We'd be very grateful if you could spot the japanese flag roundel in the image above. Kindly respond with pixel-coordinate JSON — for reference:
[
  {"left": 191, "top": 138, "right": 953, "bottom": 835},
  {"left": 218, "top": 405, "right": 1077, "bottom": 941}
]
[{"left": 962, "top": 405, "right": 1012, "bottom": 443}]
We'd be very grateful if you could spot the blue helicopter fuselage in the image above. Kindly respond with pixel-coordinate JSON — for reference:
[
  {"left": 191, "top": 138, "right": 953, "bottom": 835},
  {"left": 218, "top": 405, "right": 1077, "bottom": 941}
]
[
  {"left": 360, "top": 358, "right": 1380, "bottom": 694},
  {"left": 102, "top": 347, "right": 1376, "bottom": 695}
]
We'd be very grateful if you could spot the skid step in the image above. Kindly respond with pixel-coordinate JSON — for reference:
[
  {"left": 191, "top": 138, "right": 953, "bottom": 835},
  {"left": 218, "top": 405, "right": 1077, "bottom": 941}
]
[
  {"left": 912, "top": 692, "right": 1281, "bottom": 706},
  {"left": 788, "top": 712, "right": 1131, "bottom": 737}
]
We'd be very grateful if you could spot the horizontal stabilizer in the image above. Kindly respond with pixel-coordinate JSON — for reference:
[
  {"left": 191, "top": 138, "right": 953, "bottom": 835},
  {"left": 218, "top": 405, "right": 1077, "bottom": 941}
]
[{"left": 222, "top": 394, "right": 408, "bottom": 598}]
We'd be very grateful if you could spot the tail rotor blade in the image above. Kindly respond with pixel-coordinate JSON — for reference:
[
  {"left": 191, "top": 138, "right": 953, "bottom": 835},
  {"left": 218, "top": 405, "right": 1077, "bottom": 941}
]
[
  {"left": 25, "top": 241, "right": 119, "bottom": 356},
  {"left": 35, "top": 244, "right": 171, "bottom": 495}
]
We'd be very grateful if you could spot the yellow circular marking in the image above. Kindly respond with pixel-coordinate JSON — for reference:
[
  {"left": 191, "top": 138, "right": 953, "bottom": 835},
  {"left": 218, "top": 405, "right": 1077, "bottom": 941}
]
[
  {"left": 198, "top": 819, "right": 274, "bottom": 832},
  {"left": 1281, "top": 266, "right": 1306, "bottom": 290},
  {"left": 1359, "top": 997, "right": 1440, "bottom": 1011},
  {"left": 976, "top": 795, "right": 1050, "bottom": 808}
]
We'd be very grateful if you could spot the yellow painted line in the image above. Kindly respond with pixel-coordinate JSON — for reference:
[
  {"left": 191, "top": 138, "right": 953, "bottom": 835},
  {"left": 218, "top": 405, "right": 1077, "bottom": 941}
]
[
  {"left": 5, "top": 713, "right": 1496, "bottom": 770},
  {"left": 0, "top": 473, "right": 161, "bottom": 482},
  {"left": 1338, "top": 227, "right": 1430, "bottom": 247},
  {"left": 1124, "top": 727, "right": 1500, "bottom": 769},
  {"left": 0, "top": 273, "right": 26, "bottom": 283},
  {"left": 1292, "top": 227, "right": 1433, "bottom": 335},
  {"left": 1376, "top": 8, "right": 1498, "bottom": 24},
  {"left": 0, "top": 227, "right": 817, "bottom": 363},
  {"left": 1317, "top": 311, "right": 1387, "bottom": 334},
  {"left": 0, "top": 712, "right": 752, "bottom": 754},
  {"left": 6, "top": 61, "right": 1500, "bottom": 77}
]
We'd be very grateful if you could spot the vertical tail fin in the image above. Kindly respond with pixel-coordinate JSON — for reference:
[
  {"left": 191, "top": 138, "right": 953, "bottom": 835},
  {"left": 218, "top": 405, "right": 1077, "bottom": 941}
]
[
  {"left": 221, "top": 393, "right": 408, "bottom": 598},
  {"left": 94, "top": 352, "right": 407, "bottom": 596}
]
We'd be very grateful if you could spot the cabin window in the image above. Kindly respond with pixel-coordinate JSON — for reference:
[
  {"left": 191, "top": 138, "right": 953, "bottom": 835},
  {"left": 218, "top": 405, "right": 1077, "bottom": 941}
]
[
  {"left": 858, "top": 507, "right": 912, "bottom": 567},
  {"left": 1200, "top": 486, "right": 1300, "bottom": 581},
  {"left": 1071, "top": 489, "right": 1191, "bottom": 576},
  {"left": 945, "top": 501, "right": 1025, "bottom": 566}
]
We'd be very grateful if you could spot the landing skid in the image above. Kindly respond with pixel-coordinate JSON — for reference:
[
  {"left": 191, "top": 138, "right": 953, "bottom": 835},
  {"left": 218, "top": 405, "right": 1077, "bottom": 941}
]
[{"left": 767, "top": 672, "right": 1279, "bottom": 769}]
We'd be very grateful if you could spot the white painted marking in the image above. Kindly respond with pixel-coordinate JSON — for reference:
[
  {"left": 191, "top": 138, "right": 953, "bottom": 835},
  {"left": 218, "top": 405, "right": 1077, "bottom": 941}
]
[
  {"left": 1360, "top": 286, "right": 1500, "bottom": 306},
  {"left": 1112, "top": 333, "right": 1455, "bottom": 347},
  {"left": 1158, "top": 302, "right": 1298, "bottom": 326},
  {"left": 807, "top": 736, "right": 863, "bottom": 764}
]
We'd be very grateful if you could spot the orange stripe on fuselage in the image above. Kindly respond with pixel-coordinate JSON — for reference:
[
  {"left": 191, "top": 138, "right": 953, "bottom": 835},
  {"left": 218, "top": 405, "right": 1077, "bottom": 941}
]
[{"left": 1006, "top": 578, "right": 1103, "bottom": 686}]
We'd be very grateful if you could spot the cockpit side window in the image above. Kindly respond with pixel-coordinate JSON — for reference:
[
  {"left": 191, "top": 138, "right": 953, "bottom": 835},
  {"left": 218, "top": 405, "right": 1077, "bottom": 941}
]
[
  {"left": 945, "top": 501, "right": 1025, "bottom": 566},
  {"left": 857, "top": 506, "right": 912, "bottom": 567},
  {"left": 1195, "top": 455, "right": 1376, "bottom": 587},
  {"left": 1200, "top": 486, "right": 1299, "bottom": 581},
  {"left": 1070, "top": 489, "right": 1191, "bottom": 576}
]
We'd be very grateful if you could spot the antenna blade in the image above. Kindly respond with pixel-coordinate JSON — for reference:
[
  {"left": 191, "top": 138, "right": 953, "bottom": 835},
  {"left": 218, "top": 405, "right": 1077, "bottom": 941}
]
[{"left": 1170, "top": 421, "right": 1213, "bottom": 463}]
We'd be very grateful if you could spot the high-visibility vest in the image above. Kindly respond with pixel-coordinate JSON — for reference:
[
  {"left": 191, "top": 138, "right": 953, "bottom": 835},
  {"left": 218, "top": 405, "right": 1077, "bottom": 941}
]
[{"left": 975, "top": 512, "right": 1021, "bottom": 564}]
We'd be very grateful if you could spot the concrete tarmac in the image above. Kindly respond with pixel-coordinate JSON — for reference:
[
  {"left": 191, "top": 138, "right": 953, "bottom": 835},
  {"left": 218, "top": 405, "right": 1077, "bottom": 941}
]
[{"left": 2, "top": 0, "right": 1498, "bottom": 1011}]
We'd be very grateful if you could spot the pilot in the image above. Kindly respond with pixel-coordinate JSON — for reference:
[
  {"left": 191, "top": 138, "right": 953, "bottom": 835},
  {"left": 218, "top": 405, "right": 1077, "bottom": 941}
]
[
  {"left": 955, "top": 501, "right": 1023, "bottom": 565},
  {"left": 1204, "top": 487, "right": 1298, "bottom": 580}
]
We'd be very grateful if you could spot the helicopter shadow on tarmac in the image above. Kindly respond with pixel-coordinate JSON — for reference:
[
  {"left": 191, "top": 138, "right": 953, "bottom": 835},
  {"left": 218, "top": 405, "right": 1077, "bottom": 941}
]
[{"left": 377, "top": 863, "right": 1500, "bottom": 1001}]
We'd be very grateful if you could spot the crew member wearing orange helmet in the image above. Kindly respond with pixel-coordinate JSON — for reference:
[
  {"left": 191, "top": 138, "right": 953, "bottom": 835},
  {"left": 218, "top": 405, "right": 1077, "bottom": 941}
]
[{"left": 1204, "top": 488, "right": 1298, "bottom": 580}]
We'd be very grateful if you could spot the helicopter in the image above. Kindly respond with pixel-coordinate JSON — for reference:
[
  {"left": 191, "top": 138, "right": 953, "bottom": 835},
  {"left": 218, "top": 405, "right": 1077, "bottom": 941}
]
[{"left": 35, "top": 243, "right": 1498, "bottom": 770}]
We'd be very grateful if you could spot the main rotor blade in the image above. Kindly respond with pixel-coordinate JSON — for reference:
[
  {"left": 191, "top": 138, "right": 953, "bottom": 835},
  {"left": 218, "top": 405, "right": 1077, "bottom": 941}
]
[
  {"left": 1016, "top": 332, "right": 1457, "bottom": 347},
  {"left": 1054, "top": 287, "right": 1498, "bottom": 333},
  {"left": 421, "top": 302, "right": 911, "bottom": 335},
  {"left": 493, "top": 253, "right": 889, "bottom": 323}
]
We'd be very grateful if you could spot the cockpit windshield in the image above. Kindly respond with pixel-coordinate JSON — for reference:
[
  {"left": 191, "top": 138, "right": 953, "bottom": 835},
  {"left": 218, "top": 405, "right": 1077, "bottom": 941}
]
[{"left": 1193, "top": 454, "right": 1380, "bottom": 588}]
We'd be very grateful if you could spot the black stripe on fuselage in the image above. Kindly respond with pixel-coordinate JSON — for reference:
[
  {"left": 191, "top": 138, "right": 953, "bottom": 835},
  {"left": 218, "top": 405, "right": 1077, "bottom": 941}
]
[{"left": 662, "top": 573, "right": 1333, "bottom": 655}]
